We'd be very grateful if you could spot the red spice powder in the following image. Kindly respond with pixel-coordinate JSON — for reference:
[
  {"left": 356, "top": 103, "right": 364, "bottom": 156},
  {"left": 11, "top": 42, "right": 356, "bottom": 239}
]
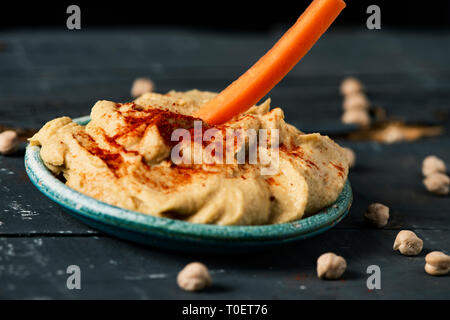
[
  {"left": 330, "top": 162, "right": 345, "bottom": 177},
  {"left": 73, "top": 132, "right": 124, "bottom": 176},
  {"left": 135, "top": 158, "right": 216, "bottom": 191},
  {"left": 266, "top": 177, "right": 280, "bottom": 186},
  {"left": 116, "top": 103, "right": 209, "bottom": 146},
  {"left": 280, "top": 143, "right": 320, "bottom": 170},
  {"left": 305, "top": 159, "right": 319, "bottom": 170}
]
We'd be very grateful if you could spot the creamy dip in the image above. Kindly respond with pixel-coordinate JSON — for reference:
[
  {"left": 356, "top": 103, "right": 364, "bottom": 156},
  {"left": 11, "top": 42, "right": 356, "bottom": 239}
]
[{"left": 30, "top": 90, "right": 349, "bottom": 225}]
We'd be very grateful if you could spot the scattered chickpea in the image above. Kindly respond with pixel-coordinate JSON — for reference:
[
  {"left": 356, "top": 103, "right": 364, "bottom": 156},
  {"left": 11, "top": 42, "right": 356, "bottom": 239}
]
[
  {"left": 364, "top": 203, "right": 389, "bottom": 228},
  {"left": 131, "top": 77, "right": 155, "bottom": 98},
  {"left": 422, "top": 155, "right": 446, "bottom": 177},
  {"left": 342, "top": 92, "right": 370, "bottom": 111},
  {"left": 340, "top": 77, "right": 364, "bottom": 96},
  {"left": 424, "top": 251, "right": 450, "bottom": 276},
  {"left": 423, "top": 172, "right": 450, "bottom": 195},
  {"left": 393, "top": 230, "right": 423, "bottom": 256},
  {"left": 316, "top": 252, "right": 347, "bottom": 280},
  {"left": 177, "top": 262, "right": 212, "bottom": 292},
  {"left": 343, "top": 147, "right": 356, "bottom": 168},
  {"left": 341, "top": 109, "right": 371, "bottom": 127},
  {"left": 0, "top": 130, "right": 19, "bottom": 155}
]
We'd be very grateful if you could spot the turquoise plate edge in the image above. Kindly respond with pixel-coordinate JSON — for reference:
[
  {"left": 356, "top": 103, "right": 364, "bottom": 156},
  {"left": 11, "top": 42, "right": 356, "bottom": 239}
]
[{"left": 24, "top": 116, "right": 353, "bottom": 251}]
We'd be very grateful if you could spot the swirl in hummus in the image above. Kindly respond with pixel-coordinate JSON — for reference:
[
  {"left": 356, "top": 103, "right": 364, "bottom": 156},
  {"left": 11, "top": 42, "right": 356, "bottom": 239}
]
[{"left": 30, "top": 90, "right": 349, "bottom": 225}]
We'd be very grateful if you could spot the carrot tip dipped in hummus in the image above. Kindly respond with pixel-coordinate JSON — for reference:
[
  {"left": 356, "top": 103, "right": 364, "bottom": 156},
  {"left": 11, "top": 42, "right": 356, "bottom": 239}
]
[{"left": 194, "top": 0, "right": 346, "bottom": 124}]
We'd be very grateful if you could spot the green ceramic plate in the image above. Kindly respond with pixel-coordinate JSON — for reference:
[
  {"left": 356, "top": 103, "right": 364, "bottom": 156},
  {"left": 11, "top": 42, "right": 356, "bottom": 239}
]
[{"left": 25, "top": 116, "right": 352, "bottom": 252}]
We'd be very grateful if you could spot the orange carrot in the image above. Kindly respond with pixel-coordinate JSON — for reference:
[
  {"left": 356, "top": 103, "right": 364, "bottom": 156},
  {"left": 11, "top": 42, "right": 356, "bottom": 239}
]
[{"left": 194, "top": 0, "right": 346, "bottom": 124}]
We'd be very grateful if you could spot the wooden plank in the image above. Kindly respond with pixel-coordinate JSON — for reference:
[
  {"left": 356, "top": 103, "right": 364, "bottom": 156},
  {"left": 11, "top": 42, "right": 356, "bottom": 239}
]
[
  {"left": 336, "top": 138, "right": 450, "bottom": 230},
  {"left": 0, "top": 154, "right": 99, "bottom": 235},
  {"left": 0, "top": 229, "right": 448, "bottom": 299}
]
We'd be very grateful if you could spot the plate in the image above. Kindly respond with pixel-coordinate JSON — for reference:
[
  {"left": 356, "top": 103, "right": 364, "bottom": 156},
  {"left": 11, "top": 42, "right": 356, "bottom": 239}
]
[{"left": 25, "top": 116, "right": 352, "bottom": 252}]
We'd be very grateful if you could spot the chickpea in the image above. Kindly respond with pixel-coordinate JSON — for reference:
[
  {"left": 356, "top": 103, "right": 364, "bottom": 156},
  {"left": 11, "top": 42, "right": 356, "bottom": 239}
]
[
  {"left": 422, "top": 155, "right": 446, "bottom": 177},
  {"left": 342, "top": 93, "right": 370, "bottom": 111},
  {"left": 393, "top": 230, "right": 423, "bottom": 256},
  {"left": 424, "top": 251, "right": 450, "bottom": 276},
  {"left": 0, "top": 130, "right": 19, "bottom": 155},
  {"left": 340, "top": 77, "right": 364, "bottom": 96},
  {"left": 341, "top": 110, "right": 370, "bottom": 127},
  {"left": 316, "top": 252, "right": 347, "bottom": 280},
  {"left": 177, "top": 262, "right": 212, "bottom": 292},
  {"left": 423, "top": 172, "right": 450, "bottom": 195},
  {"left": 131, "top": 77, "right": 155, "bottom": 98},
  {"left": 364, "top": 203, "right": 389, "bottom": 228}
]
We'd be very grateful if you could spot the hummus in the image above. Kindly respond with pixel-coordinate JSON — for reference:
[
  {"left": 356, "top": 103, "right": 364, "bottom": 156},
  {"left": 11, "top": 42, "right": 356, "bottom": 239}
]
[{"left": 30, "top": 90, "right": 349, "bottom": 225}]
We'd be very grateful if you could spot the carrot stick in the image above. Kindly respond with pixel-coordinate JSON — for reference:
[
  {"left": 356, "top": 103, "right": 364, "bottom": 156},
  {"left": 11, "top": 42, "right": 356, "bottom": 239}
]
[{"left": 194, "top": 0, "right": 346, "bottom": 124}]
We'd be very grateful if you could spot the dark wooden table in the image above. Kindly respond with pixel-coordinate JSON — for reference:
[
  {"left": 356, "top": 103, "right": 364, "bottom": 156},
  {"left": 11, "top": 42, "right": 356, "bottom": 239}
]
[{"left": 0, "top": 28, "right": 449, "bottom": 299}]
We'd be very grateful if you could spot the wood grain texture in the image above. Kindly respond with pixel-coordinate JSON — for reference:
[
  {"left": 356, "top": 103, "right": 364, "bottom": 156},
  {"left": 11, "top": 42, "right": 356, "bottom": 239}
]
[{"left": 0, "top": 29, "right": 449, "bottom": 299}]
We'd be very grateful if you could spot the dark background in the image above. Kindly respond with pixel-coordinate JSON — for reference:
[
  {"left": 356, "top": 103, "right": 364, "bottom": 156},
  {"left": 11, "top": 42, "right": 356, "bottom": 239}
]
[{"left": 1, "top": 0, "right": 450, "bottom": 31}]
